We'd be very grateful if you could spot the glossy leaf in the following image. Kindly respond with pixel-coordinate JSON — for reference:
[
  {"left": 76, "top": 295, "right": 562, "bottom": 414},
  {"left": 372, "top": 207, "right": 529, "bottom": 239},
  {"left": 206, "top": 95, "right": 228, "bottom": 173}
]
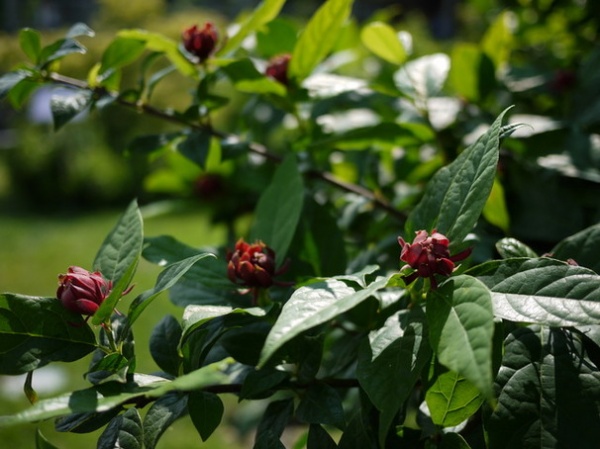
[
  {"left": 468, "top": 257, "right": 600, "bottom": 326},
  {"left": 488, "top": 326, "right": 600, "bottom": 449},
  {"left": 551, "top": 222, "right": 600, "bottom": 273},
  {"left": 39, "top": 38, "right": 87, "bottom": 67},
  {"left": 54, "top": 408, "right": 122, "bottom": 434},
  {"left": 19, "top": 28, "right": 42, "bottom": 62},
  {"left": 495, "top": 238, "right": 538, "bottom": 259},
  {"left": 218, "top": 0, "right": 286, "bottom": 56},
  {"left": 360, "top": 21, "right": 407, "bottom": 65},
  {"left": 50, "top": 89, "right": 93, "bottom": 131},
  {"left": 296, "top": 383, "right": 345, "bottom": 430},
  {"left": 259, "top": 275, "right": 389, "bottom": 367},
  {"left": 289, "top": 0, "right": 353, "bottom": 81},
  {"left": 0, "top": 70, "right": 33, "bottom": 100},
  {"left": 188, "top": 391, "right": 224, "bottom": 441},
  {"left": 427, "top": 275, "right": 495, "bottom": 398},
  {"left": 0, "top": 294, "right": 96, "bottom": 375},
  {"left": 143, "top": 392, "right": 188, "bottom": 449},
  {"left": 405, "top": 108, "right": 510, "bottom": 245},
  {"left": 97, "top": 407, "right": 143, "bottom": 449},
  {"left": 425, "top": 370, "right": 483, "bottom": 427},
  {"left": 150, "top": 315, "right": 183, "bottom": 376},
  {"left": 250, "top": 155, "right": 304, "bottom": 265},
  {"left": 394, "top": 53, "right": 450, "bottom": 102}
]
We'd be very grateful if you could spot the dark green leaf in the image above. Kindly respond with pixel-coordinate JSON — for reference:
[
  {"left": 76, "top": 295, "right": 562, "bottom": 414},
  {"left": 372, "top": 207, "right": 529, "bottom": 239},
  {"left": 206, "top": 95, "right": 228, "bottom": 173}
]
[
  {"left": 127, "top": 132, "right": 179, "bottom": 155},
  {"left": 259, "top": 275, "right": 389, "bottom": 367},
  {"left": 551, "top": 222, "right": 600, "bottom": 273},
  {"left": 495, "top": 238, "right": 538, "bottom": 259},
  {"left": 468, "top": 257, "right": 600, "bottom": 326},
  {"left": 360, "top": 21, "right": 407, "bottom": 65},
  {"left": 35, "top": 429, "right": 61, "bottom": 449},
  {"left": 97, "top": 407, "right": 143, "bottom": 449},
  {"left": 427, "top": 275, "right": 495, "bottom": 398},
  {"left": 296, "top": 383, "right": 345, "bottom": 430},
  {"left": 488, "top": 326, "right": 600, "bottom": 449},
  {"left": 0, "top": 294, "right": 96, "bottom": 375},
  {"left": 250, "top": 155, "right": 304, "bottom": 265},
  {"left": 307, "top": 424, "right": 338, "bottom": 449},
  {"left": 176, "top": 131, "right": 211, "bottom": 168},
  {"left": 425, "top": 370, "right": 483, "bottom": 427},
  {"left": 19, "top": 28, "right": 41, "bottom": 62},
  {"left": 188, "top": 391, "right": 224, "bottom": 441},
  {"left": 150, "top": 315, "right": 183, "bottom": 376},
  {"left": 440, "top": 433, "right": 472, "bottom": 449},
  {"left": 50, "top": 89, "right": 93, "bottom": 131},
  {"left": 240, "top": 368, "right": 290, "bottom": 399},
  {"left": 256, "top": 398, "right": 294, "bottom": 442},
  {"left": 143, "top": 392, "right": 188, "bottom": 449},
  {"left": 55, "top": 408, "right": 121, "bottom": 434},
  {"left": 289, "top": 0, "right": 353, "bottom": 81},
  {"left": 0, "top": 70, "right": 34, "bottom": 100},
  {"left": 218, "top": 0, "right": 286, "bottom": 56},
  {"left": 405, "top": 108, "right": 510, "bottom": 245}
]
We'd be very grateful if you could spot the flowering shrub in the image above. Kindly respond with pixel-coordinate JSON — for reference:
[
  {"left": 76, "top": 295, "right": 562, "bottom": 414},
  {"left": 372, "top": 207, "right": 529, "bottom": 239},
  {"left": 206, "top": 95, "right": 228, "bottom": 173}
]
[{"left": 1, "top": 0, "right": 600, "bottom": 448}]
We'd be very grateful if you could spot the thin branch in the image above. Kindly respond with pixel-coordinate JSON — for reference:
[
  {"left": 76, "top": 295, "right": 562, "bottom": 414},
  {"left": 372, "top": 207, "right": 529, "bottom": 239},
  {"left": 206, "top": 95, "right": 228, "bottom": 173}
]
[{"left": 46, "top": 72, "right": 405, "bottom": 221}]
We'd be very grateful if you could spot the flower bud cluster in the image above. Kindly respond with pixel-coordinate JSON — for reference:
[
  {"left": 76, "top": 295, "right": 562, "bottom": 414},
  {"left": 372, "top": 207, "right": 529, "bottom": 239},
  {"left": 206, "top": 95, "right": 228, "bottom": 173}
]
[{"left": 182, "top": 22, "right": 218, "bottom": 62}]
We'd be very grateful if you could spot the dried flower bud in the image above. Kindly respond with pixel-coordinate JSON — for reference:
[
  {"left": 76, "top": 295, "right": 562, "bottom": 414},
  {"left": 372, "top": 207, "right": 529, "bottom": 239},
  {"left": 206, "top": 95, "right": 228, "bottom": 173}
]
[
  {"left": 265, "top": 54, "right": 291, "bottom": 86},
  {"left": 182, "top": 22, "right": 218, "bottom": 62},
  {"left": 57, "top": 266, "right": 112, "bottom": 316},
  {"left": 398, "top": 229, "right": 471, "bottom": 289}
]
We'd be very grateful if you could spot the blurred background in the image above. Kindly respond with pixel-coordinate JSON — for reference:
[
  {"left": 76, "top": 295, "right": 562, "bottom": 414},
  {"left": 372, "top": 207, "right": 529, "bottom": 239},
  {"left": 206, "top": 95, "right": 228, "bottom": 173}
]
[{"left": 1, "top": 0, "right": 599, "bottom": 447}]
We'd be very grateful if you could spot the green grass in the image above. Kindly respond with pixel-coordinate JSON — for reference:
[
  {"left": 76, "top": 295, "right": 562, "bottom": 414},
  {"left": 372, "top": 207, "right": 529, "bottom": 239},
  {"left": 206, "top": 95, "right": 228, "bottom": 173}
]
[{"left": 0, "top": 206, "right": 253, "bottom": 449}]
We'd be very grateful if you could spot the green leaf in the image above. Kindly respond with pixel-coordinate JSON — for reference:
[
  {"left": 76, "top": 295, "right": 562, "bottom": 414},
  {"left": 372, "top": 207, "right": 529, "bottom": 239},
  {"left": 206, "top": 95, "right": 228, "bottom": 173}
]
[
  {"left": 448, "top": 43, "right": 495, "bottom": 102},
  {"left": 142, "top": 392, "right": 188, "bottom": 449},
  {"left": 97, "top": 407, "right": 143, "bottom": 449},
  {"left": 393, "top": 53, "right": 450, "bottom": 102},
  {"left": 39, "top": 38, "right": 87, "bottom": 67},
  {"left": 86, "top": 353, "right": 131, "bottom": 385},
  {"left": 65, "top": 23, "right": 95, "bottom": 39},
  {"left": 221, "top": 59, "right": 287, "bottom": 96},
  {"left": 117, "top": 29, "right": 197, "bottom": 78},
  {"left": 150, "top": 315, "right": 183, "bottom": 376},
  {"left": 0, "top": 363, "right": 229, "bottom": 427},
  {"left": 360, "top": 21, "right": 407, "bottom": 65},
  {"left": 127, "top": 253, "right": 215, "bottom": 327},
  {"left": 296, "top": 383, "right": 345, "bottom": 430},
  {"left": 36, "top": 429, "right": 61, "bottom": 449},
  {"left": 188, "top": 391, "right": 224, "bottom": 441},
  {"left": 425, "top": 370, "right": 484, "bottom": 427},
  {"left": 98, "top": 37, "right": 146, "bottom": 82},
  {"left": 54, "top": 408, "right": 122, "bottom": 433},
  {"left": 405, "top": 108, "right": 510, "bottom": 245},
  {"left": 92, "top": 258, "right": 138, "bottom": 326},
  {"left": 259, "top": 275, "right": 389, "bottom": 367},
  {"left": 93, "top": 199, "right": 143, "bottom": 285},
  {"left": 482, "top": 177, "right": 510, "bottom": 233},
  {"left": 127, "top": 132, "right": 179, "bottom": 155},
  {"left": 481, "top": 11, "right": 514, "bottom": 71},
  {"left": 495, "top": 238, "right": 538, "bottom": 259},
  {"left": 218, "top": 0, "right": 287, "bottom": 56},
  {"left": 307, "top": 424, "right": 337, "bottom": 449},
  {"left": 50, "top": 89, "right": 93, "bottom": 131},
  {"left": 256, "top": 398, "right": 294, "bottom": 443},
  {"left": 357, "top": 309, "right": 431, "bottom": 446},
  {"left": 0, "top": 70, "right": 33, "bottom": 100},
  {"left": 427, "top": 275, "right": 495, "bottom": 399},
  {"left": 0, "top": 294, "right": 96, "bottom": 375},
  {"left": 488, "top": 326, "right": 600, "bottom": 449},
  {"left": 551, "top": 222, "right": 600, "bottom": 273},
  {"left": 288, "top": 0, "right": 354, "bottom": 81},
  {"left": 250, "top": 155, "right": 304, "bottom": 265},
  {"left": 440, "top": 433, "right": 472, "bottom": 449},
  {"left": 468, "top": 257, "right": 600, "bottom": 326},
  {"left": 240, "top": 368, "right": 290, "bottom": 399},
  {"left": 19, "top": 28, "right": 42, "bottom": 62},
  {"left": 176, "top": 130, "right": 211, "bottom": 168}
]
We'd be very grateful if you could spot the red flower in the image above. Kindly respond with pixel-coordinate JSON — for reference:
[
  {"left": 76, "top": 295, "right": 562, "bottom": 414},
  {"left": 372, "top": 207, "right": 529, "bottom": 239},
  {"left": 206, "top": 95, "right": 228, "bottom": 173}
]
[
  {"left": 398, "top": 230, "right": 471, "bottom": 289},
  {"left": 227, "top": 238, "right": 291, "bottom": 292},
  {"left": 57, "top": 266, "right": 112, "bottom": 316},
  {"left": 182, "top": 22, "right": 218, "bottom": 62},
  {"left": 265, "top": 54, "right": 291, "bottom": 86}
]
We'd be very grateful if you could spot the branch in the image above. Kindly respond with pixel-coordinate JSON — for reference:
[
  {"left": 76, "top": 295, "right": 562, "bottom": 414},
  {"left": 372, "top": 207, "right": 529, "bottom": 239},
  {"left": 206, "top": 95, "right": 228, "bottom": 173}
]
[{"left": 46, "top": 72, "right": 405, "bottom": 221}]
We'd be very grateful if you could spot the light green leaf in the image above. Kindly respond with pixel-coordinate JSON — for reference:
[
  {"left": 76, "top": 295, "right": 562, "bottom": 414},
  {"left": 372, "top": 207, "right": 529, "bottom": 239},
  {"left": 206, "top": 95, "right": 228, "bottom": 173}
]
[
  {"left": 35, "top": 429, "right": 61, "bottom": 449},
  {"left": 481, "top": 11, "right": 515, "bottom": 71},
  {"left": 360, "top": 21, "right": 407, "bottom": 65},
  {"left": 425, "top": 370, "right": 484, "bottom": 427},
  {"left": 427, "top": 275, "right": 495, "bottom": 398},
  {"left": 259, "top": 275, "right": 389, "bottom": 367},
  {"left": 495, "top": 238, "right": 538, "bottom": 259},
  {"left": 142, "top": 392, "right": 188, "bottom": 449},
  {"left": 468, "top": 257, "right": 600, "bottom": 326},
  {"left": 405, "top": 108, "right": 510, "bottom": 245},
  {"left": 394, "top": 53, "right": 450, "bottom": 102},
  {"left": 250, "top": 155, "right": 304, "bottom": 265},
  {"left": 50, "top": 89, "right": 93, "bottom": 131},
  {"left": 448, "top": 43, "right": 495, "bottom": 102},
  {"left": 289, "top": 0, "right": 354, "bottom": 81},
  {"left": 0, "top": 70, "right": 33, "bottom": 100},
  {"left": 221, "top": 59, "right": 287, "bottom": 96},
  {"left": 0, "top": 294, "right": 96, "bottom": 375},
  {"left": 98, "top": 37, "right": 146, "bottom": 82},
  {"left": 218, "top": 0, "right": 286, "bottom": 56},
  {"left": 551, "top": 222, "right": 600, "bottom": 273},
  {"left": 188, "top": 391, "right": 224, "bottom": 441},
  {"left": 482, "top": 177, "right": 510, "bottom": 233},
  {"left": 19, "top": 28, "right": 42, "bottom": 62}
]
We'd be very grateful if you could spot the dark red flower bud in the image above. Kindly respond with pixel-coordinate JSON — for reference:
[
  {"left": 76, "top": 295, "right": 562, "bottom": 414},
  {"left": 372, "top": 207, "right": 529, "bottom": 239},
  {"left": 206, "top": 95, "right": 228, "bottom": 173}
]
[
  {"left": 227, "top": 238, "right": 280, "bottom": 289},
  {"left": 398, "top": 229, "right": 471, "bottom": 289},
  {"left": 182, "top": 22, "right": 218, "bottom": 62},
  {"left": 265, "top": 54, "right": 291, "bottom": 86},
  {"left": 57, "top": 266, "right": 112, "bottom": 316}
]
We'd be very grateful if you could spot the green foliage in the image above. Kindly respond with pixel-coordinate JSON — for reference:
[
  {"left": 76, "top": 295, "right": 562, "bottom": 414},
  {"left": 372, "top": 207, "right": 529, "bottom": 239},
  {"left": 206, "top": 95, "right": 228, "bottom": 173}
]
[{"left": 1, "top": 0, "right": 600, "bottom": 447}]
